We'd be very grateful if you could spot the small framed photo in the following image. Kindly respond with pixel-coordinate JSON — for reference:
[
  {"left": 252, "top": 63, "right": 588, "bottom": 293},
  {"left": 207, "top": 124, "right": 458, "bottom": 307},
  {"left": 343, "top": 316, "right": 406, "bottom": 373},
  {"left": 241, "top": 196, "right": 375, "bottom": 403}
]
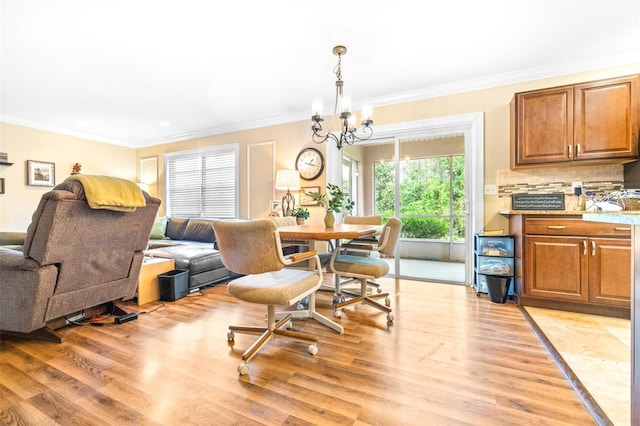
[
  {"left": 27, "top": 160, "right": 55, "bottom": 187},
  {"left": 0, "top": 178, "right": 4, "bottom": 194},
  {"left": 300, "top": 186, "right": 320, "bottom": 206},
  {"left": 269, "top": 200, "right": 283, "bottom": 217}
]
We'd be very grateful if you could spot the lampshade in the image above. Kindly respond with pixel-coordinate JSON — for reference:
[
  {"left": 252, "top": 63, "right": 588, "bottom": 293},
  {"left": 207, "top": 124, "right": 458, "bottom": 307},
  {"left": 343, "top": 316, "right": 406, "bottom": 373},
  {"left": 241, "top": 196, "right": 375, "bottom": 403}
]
[
  {"left": 275, "top": 169, "right": 300, "bottom": 190},
  {"left": 136, "top": 182, "right": 150, "bottom": 193}
]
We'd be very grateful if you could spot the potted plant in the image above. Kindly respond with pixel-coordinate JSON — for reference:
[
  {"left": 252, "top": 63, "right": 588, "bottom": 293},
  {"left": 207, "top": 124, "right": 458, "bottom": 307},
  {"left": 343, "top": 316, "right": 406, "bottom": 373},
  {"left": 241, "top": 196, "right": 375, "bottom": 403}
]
[
  {"left": 291, "top": 207, "right": 310, "bottom": 225},
  {"left": 309, "top": 183, "right": 354, "bottom": 227}
]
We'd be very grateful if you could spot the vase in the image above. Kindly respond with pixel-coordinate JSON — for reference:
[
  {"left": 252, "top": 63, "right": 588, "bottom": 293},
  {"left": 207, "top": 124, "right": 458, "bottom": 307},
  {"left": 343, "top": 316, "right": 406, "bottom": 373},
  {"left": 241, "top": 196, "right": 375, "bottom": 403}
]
[
  {"left": 296, "top": 217, "right": 305, "bottom": 225},
  {"left": 324, "top": 210, "right": 335, "bottom": 228}
]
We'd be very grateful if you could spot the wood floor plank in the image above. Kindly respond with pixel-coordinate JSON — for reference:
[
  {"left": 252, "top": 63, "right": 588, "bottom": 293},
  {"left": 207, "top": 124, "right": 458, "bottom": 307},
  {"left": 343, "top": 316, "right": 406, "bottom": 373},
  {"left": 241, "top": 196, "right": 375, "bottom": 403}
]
[{"left": 0, "top": 277, "right": 598, "bottom": 425}]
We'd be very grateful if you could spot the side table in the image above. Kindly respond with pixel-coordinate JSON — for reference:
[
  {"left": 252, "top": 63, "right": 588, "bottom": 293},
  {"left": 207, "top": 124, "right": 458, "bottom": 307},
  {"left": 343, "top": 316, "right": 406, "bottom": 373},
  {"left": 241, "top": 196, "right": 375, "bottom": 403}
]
[{"left": 138, "top": 257, "right": 175, "bottom": 305}]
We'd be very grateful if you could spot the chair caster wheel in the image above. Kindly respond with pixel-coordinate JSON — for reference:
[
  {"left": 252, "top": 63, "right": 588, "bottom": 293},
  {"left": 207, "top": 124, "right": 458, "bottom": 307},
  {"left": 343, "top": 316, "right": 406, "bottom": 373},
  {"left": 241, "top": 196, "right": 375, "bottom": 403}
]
[
  {"left": 387, "top": 313, "right": 394, "bottom": 322},
  {"left": 227, "top": 331, "right": 234, "bottom": 342},
  {"left": 308, "top": 344, "right": 318, "bottom": 355},
  {"left": 385, "top": 297, "right": 391, "bottom": 307},
  {"left": 334, "top": 309, "right": 342, "bottom": 318},
  {"left": 238, "top": 363, "right": 249, "bottom": 375}
]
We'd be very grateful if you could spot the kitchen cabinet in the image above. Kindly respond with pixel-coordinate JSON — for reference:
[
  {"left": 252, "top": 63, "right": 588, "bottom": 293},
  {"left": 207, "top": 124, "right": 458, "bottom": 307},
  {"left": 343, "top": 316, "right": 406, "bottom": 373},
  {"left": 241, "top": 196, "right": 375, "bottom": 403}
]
[
  {"left": 511, "top": 75, "right": 639, "bottom": 167},
  {"left": 510, "top": 214, "right": 631, "bottom": 317}
]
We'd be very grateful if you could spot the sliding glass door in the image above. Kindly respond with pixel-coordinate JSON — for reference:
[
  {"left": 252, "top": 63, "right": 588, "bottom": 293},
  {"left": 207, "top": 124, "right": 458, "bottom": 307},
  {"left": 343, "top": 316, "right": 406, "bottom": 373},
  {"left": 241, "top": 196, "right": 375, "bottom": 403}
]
[{"left": 342, "top": 136, "right": 466, "bottom": 283}]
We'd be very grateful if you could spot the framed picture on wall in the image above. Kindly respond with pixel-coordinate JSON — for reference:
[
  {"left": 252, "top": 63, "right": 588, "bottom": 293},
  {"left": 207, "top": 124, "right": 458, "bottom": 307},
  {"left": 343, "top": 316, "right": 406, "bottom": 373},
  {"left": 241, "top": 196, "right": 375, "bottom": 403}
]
[
  {"left": 299, "top": 186, "right": 320, "bottom": 206},
  {"left": 0, "top": 178, "right": 4, "bottom": 194},
  {"left": 27, "top": 160, "right": 55, "bottom": 187}
]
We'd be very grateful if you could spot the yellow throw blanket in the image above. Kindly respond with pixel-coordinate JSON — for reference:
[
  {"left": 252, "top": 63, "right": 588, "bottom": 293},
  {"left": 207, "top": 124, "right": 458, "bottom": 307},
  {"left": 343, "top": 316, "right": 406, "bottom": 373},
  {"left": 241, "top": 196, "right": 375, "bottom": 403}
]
[{"left": 65, "top": 175, "right": 146, "bottom": 212}]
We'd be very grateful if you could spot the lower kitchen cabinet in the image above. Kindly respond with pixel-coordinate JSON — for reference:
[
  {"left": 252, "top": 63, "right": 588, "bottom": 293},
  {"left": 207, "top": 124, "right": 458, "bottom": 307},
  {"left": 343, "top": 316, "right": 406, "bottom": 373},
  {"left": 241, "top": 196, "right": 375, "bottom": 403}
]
[{"left": 511, "top": 214, "right": 631, "bottom": 318}]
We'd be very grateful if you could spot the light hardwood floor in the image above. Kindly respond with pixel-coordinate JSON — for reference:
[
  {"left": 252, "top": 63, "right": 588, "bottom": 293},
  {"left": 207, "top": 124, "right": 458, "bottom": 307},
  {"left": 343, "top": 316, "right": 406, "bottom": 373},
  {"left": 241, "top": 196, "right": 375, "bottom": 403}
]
[{"left": 0, "top": 276, "right": 598, "bottom": 425}]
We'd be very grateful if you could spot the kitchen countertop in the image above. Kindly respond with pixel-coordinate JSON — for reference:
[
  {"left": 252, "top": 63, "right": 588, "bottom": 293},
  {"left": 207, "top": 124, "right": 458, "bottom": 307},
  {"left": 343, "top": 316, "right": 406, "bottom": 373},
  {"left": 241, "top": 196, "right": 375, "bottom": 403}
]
[
  {"left": 500, "top": 209, "right": 640, "bottom": 223},
  {"left": 581, "top": 211, "right": 640, "bottom": 225},
  {"left": 499, "top": 210, "right": 586, "bottom": 215}
]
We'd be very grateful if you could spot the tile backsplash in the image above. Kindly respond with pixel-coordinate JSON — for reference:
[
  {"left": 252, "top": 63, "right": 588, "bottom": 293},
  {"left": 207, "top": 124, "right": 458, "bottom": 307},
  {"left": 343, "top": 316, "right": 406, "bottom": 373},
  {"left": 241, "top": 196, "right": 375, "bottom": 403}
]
[{"left": 497, "top": 164, "right": 624, "bottom": 211}]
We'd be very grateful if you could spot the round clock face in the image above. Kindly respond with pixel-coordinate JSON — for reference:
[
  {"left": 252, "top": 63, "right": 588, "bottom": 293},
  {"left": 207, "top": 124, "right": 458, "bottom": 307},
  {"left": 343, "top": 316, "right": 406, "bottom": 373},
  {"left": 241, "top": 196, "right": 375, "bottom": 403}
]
[{"left": 296, "top": 148, "right": 324, "bottom": 180}]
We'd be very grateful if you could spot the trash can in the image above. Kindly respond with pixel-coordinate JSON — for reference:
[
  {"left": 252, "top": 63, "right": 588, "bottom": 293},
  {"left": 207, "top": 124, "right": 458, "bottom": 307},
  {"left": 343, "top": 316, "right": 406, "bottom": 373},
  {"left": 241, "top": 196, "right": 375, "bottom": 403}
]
[
  {"left": 158, "top": 269, "right": 189, "bottom": 301},
  {"left": 486, "top": 276, "right": 512, "bottom": 304}
]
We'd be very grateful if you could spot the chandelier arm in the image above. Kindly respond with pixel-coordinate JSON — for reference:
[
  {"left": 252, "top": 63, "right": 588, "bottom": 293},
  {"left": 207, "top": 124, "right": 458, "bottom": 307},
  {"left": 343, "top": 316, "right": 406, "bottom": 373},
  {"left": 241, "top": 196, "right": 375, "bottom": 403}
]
[
  {"left": 351, "top": 125, "right": 374, "bottom": 141},
  {"left": 312, "top": 131, "right": 339, "bottom": 145}
]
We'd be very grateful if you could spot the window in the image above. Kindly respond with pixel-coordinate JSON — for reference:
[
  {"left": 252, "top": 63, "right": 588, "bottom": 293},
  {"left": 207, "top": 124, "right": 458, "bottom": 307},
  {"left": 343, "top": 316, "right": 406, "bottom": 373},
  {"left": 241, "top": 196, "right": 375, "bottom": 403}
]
[{"left": 164, "top": 144, "right": 239, "bottom": 218}]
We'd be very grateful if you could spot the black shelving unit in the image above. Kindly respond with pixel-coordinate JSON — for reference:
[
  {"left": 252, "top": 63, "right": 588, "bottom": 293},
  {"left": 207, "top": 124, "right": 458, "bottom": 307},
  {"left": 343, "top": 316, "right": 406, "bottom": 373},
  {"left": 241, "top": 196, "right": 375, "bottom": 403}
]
[{"left": 474, "top": 234, "right": 515, "bottom": 302}]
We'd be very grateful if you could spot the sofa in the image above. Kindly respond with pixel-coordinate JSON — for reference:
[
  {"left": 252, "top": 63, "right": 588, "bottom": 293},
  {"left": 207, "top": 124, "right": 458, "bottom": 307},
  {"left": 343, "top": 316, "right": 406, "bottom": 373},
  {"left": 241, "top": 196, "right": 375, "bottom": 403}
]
[
  {"left": 144, "top": 217, "right": 233, "bottom": 291},
  {"left": 0, "top": 178, "right": 160, "bottom": 341}
]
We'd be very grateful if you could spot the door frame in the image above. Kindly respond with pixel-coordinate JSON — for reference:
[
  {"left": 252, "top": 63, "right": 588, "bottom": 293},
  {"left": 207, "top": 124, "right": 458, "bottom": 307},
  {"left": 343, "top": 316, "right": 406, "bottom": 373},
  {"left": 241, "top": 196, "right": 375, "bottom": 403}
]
[{"left": 326, "top": 112, "right": 484, "bottom": 285}]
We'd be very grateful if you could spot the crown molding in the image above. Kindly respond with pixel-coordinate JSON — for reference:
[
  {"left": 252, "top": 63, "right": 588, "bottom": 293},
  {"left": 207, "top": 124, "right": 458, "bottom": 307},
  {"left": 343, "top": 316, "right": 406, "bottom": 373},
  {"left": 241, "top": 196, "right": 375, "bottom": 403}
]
[{"left": 2, "top": 51, "right": 639, "bottom": 149}]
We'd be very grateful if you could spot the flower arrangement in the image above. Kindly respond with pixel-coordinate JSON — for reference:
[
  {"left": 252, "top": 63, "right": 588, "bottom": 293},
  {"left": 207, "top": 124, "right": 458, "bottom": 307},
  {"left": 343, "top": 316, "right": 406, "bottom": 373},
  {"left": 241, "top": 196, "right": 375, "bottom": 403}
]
[{"left": 309, "top": 183, "right": 354, "bottom": 214}]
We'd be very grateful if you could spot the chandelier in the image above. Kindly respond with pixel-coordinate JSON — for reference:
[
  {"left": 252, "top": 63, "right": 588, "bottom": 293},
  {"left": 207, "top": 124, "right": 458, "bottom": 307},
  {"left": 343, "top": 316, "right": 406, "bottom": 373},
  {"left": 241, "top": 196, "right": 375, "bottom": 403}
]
[{"left": 311, "top": 45, "right": 373, "bottom": 150}]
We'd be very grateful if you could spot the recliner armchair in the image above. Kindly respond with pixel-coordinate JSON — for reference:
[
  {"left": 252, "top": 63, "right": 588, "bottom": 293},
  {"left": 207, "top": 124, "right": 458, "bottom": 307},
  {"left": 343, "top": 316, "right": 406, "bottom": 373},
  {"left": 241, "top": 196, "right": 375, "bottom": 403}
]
[{"left": 0, "top": 179, "right": 160, "bottom": 342}]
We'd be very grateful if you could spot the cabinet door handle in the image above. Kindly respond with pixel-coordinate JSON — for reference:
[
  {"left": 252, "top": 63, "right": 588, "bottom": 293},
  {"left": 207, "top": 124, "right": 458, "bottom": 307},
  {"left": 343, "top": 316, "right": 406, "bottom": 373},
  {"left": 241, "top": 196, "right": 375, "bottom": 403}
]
[
  {"left": 568, "top": 144, "right": 572, "bottom": 158},
  {"left": 547, "top": 225, "right": 566, "bottom": 229},
  {"left": 576, "top": 144, "right": 581, "bottom": 157},
  {"left": 615, "top": 227, "right": 631, "bottom": 231},
  {"left": 583, "top": 240, "right": 587, "bottom": 256},
  {"left": 591, "top": 240, "right": 596, "bottom": 256}
]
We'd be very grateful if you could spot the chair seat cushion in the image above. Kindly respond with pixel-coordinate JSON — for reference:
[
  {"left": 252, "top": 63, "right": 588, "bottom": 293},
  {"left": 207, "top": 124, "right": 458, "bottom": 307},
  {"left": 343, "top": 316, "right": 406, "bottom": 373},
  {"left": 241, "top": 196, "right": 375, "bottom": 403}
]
[
  {"left": 228, "top": 269, "right": 320, "bottom": 306},
  {"left": 332, "top": 254, "right": 389, "bottom": 278}
]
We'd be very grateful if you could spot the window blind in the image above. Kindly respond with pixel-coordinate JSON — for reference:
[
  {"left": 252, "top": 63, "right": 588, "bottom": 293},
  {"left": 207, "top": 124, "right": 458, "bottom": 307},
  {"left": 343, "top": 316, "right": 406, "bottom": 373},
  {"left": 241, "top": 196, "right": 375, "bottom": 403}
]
[{"left": 165, "top": 145, "right": 238, "bottom": 218}]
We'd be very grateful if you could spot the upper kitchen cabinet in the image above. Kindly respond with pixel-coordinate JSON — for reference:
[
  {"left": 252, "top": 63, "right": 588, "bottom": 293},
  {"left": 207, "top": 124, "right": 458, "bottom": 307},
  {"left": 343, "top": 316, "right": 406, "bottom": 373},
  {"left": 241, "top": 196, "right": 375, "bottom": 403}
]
[{"left": 511, "top": 75, "right": 639, "bottom": 168}]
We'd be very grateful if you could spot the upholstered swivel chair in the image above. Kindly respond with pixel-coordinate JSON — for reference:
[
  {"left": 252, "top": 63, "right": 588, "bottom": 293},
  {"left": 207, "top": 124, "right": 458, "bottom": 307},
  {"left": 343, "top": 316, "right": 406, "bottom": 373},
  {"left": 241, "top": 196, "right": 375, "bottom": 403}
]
[
  {"left": 213, "top": 219, "right": 323, "bottom": 375},
  {"left": 329, "top": 217, "right": 402, "bottom": 322},
  {"left": 340, "top": 215, "right": 384, "bottom": 294},
  {"left": 0, "top": 178, "right": 160, "bottom": 342}
]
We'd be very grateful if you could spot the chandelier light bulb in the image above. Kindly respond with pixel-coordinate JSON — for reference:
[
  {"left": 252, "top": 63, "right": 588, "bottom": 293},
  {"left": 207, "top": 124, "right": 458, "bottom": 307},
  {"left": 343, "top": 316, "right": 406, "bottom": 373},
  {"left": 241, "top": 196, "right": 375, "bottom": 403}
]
[
  {"left": 312, "top": 101, "right": 323, "bottom": 117},
  {"left": 362, "top": 105, "right": 373, "bottom": 122}
]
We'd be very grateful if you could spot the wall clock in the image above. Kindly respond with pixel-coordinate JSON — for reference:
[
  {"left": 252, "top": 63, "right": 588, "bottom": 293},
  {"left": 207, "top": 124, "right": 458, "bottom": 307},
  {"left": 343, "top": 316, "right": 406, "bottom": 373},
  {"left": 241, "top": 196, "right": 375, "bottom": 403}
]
[{"left": 295, "top": 147, "right": 324, "bottom": 180}]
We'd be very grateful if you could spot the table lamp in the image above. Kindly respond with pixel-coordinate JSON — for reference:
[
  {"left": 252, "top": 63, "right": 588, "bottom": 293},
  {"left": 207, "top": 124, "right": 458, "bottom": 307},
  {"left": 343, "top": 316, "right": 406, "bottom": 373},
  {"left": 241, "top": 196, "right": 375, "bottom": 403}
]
[{"left": 275, "top": 169, "right": 300, "bottom": 216}]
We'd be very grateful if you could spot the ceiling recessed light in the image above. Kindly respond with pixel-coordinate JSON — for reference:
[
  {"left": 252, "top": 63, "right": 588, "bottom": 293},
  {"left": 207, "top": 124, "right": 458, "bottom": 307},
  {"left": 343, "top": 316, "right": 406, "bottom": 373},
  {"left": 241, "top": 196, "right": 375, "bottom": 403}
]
[
  {"left": 75, "top": 120, "right": 88, "bottom": 128},
  {"left": 158, "top": 121, "right": 171, "bottom": 127}
]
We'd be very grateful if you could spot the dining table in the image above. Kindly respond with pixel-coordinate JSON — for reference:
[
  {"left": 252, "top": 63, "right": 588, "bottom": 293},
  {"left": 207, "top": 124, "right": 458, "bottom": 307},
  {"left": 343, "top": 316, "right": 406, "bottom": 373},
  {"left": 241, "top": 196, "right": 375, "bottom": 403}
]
[
  {"left": 277, "top": 222, "right": 381, "bottom": 250},
  {"left": 276, "top": 222, "right": 382, "bottom": 335}
]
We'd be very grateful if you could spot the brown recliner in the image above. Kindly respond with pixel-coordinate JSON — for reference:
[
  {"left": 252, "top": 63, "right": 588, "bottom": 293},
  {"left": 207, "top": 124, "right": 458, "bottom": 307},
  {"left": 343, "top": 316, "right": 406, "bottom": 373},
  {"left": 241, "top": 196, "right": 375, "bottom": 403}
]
[{"left": 0, "top": 179, "right": 160, "bottom": 342}]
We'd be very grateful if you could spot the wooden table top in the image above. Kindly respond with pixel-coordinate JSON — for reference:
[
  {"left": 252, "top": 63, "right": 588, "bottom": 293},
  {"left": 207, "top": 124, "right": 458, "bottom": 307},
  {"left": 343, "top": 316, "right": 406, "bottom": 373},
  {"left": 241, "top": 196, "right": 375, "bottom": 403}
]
[{"left": 277, "top": 223, "right": 380, "bottom": 241}]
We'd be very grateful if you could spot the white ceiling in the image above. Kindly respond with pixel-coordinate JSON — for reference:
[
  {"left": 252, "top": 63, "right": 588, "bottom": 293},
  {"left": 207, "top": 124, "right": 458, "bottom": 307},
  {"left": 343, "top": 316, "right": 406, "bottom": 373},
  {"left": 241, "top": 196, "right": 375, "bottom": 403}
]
[{"left": 1, "top": 0, "right": 639, "bottom": 148}]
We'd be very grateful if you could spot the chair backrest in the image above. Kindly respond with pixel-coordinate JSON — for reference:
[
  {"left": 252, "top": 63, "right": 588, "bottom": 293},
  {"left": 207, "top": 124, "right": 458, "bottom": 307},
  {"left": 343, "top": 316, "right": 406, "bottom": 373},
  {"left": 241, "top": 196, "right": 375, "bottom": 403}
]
[
  {"left": 377, "top": 218, "right": 402, "bottom": 257},
  {"left": 344, "top": 215, "right": 382, "bottom": 225},
  {"left": 213, "top": 219, "right": 284, "bottom": 275},
  {"left": 23, "top": 179, "right": 160, "bottom": 296},
  {"left": 269, "top": 216, "right": 297, "bottom": 227}
]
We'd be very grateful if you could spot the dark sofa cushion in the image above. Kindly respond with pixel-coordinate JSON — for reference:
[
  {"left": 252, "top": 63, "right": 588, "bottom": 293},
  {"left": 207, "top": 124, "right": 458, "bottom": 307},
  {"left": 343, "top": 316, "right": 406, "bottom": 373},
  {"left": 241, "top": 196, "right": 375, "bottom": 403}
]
[
  {"left": 165, "top": 218, "right": 189, "bottom": 240},
  {"left": 184, "top": 219, "right": 216, "bottom": 243}
]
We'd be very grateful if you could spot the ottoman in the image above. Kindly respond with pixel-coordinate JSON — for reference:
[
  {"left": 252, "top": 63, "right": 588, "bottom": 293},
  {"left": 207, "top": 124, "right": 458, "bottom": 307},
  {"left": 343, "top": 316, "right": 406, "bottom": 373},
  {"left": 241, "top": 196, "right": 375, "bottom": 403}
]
[{"left": 145, "top": 245, "right": 230, "bottom": 291}]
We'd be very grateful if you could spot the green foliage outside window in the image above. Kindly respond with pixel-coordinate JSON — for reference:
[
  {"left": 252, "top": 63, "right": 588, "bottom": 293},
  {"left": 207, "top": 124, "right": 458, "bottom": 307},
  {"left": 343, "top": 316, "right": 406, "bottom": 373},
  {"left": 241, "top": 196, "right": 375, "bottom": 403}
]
[{"left": 374, "top": 155, "right": 465, "bottom": 240}]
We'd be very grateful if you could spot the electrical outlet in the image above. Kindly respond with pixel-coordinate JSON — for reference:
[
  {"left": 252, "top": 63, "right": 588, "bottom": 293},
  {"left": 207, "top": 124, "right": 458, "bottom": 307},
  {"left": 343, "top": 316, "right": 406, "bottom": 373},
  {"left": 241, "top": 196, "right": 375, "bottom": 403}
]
[
  {"left": 484, "top": 184, "right": 497, "bottom": 195},
  {"left": 572, "top": 181, "right": 583, "bottom": 189}
]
